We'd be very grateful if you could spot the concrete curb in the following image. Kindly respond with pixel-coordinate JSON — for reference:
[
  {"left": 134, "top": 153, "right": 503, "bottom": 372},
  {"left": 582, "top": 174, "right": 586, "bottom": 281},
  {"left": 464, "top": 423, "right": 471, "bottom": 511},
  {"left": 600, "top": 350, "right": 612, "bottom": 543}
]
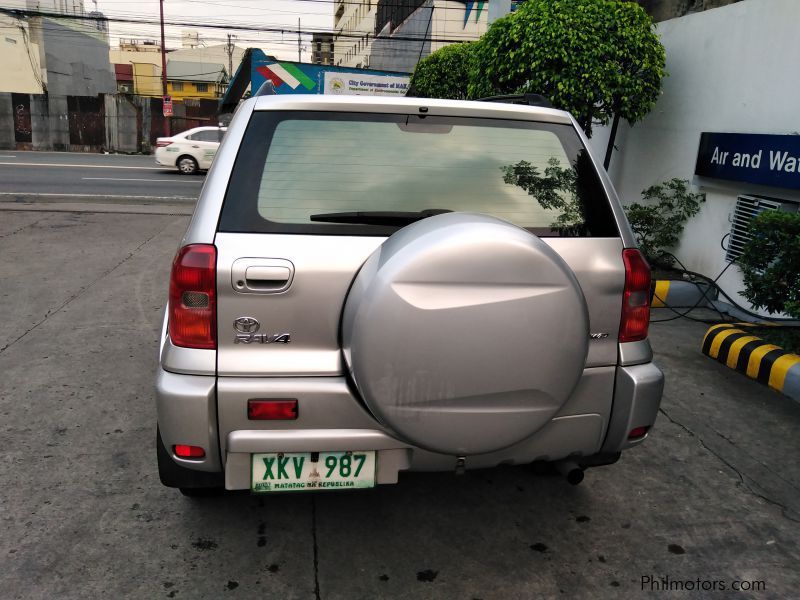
[
  {"left": 651, "top": 279, "right": 714, "bottom": 309},
  {"left": 702, "top": 323, "right": 800, "bottom": 401}
]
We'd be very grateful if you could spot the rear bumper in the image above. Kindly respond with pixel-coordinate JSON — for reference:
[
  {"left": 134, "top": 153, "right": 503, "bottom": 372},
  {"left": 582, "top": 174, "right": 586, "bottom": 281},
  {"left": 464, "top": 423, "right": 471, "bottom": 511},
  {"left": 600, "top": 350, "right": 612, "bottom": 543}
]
[
  {"left": 155, "top": 362, "right": 663, "bottom": 490},
  {"left": 155, "top": 368, "right": 222, "bottom": 473},
  {"left": 154, "top": 149, "right": 176, "bottom": 167},
  {"left": 601, "top": 362, "right": 665, "bottom": 453}
]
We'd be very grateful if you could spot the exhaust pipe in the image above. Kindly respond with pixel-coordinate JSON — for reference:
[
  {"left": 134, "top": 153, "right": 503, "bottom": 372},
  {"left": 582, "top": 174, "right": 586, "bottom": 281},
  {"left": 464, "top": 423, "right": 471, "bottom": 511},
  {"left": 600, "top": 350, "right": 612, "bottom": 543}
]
[{"left": 555, "top": 459, "right": 584, "bottom": 485}]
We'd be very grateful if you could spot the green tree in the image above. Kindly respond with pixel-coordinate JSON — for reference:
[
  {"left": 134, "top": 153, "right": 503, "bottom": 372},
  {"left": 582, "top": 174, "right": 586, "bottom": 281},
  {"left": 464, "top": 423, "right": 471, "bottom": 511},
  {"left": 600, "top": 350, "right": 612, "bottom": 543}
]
[
  {"left": 623, "top": 179, "right": 705, "bottom": 266},
  {"left": 738, "top": 211, "right": 800, "bottom": 318},
  {"left": 500, "top": 156, "right": 585, "bottom": 235},
  {"left": 468, "top": 0, "right": 665, "bottom": 140},
  {"left": 409, "top": 42, "right": 475, "bottom": 100}
]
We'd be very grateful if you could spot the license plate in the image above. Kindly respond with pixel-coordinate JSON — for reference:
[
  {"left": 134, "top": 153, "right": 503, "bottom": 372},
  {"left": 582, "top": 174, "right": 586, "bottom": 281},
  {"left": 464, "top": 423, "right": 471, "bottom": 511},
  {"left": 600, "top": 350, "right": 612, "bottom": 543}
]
[{"left": 251, "top": 451, "right": 376, "bottom": 493}]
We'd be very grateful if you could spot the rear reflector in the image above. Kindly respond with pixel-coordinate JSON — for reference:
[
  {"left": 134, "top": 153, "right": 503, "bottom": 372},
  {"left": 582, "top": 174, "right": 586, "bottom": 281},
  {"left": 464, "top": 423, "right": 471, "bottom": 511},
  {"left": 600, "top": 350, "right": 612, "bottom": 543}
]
[
  {"left": 174, "top": 444, "right": 205, "bottom": 458},
  {"left": 248, "top": 399, "right": 298, "bottom": 420},
  {"left": 628, "top": 426, "right": 649, "bottom": 440},
  {"left": 168, "top": 244, "right": 217, "bottom": 349},
  {"left": 619, "top": 249, "right": 652, "bottom": 343}
]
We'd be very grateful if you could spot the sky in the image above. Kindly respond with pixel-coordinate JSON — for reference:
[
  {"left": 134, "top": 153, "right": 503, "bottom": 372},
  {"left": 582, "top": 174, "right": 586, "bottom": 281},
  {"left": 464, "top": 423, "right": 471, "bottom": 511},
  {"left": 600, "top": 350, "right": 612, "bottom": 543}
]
[{"left": 94, "top": 0, "right": 334, "bottom": 60}]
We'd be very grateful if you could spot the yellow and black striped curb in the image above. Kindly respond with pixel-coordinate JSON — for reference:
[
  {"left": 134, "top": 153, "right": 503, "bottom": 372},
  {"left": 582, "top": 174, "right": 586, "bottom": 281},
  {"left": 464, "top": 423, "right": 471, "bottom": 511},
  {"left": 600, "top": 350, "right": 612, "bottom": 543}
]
[
  {"left": 651, "top": 280, "right": 713, "bottom": 309},
  {"left": 702, "top": 323, "right": 800, "bottom": 401}
]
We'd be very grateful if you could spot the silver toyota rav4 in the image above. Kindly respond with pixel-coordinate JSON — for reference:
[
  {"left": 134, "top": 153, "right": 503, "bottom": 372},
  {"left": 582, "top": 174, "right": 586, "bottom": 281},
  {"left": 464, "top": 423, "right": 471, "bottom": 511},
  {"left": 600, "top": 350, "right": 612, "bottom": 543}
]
[{"left": 156, "top": 95, "right": 664, "bottom": 496}]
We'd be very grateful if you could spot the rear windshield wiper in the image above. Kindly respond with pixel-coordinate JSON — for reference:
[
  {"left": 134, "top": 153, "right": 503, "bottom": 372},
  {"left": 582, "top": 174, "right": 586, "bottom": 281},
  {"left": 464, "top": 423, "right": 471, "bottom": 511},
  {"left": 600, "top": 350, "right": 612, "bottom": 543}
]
[{"left": 309, "top": 209, "right": 452, "bottom": 226}]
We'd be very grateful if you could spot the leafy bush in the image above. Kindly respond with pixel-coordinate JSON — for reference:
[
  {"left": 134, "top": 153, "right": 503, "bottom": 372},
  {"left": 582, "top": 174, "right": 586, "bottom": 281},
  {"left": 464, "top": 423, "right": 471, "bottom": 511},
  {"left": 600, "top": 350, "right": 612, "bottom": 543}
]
[
  {"left": 624, "top": 179, "right": 705, "bottom": 265},
  {"left": 409, "top": 43, "right": 475, "bottom": 100},
  {"left": 739, "top": 211, "right": 800, "bottom": 318},
  {"left": 467, "top": 0, "right": 665, "bottom": 136}
]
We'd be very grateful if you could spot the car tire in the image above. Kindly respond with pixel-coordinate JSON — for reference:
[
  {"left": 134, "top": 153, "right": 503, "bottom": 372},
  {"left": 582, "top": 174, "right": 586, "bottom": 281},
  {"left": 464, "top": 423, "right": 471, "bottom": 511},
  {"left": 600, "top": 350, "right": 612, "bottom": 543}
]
[
  {"left": 176, "top": 155, "right": 199, "bottom": 175},
  {"left": 156, "top": 427, "right": 224, "bottom": 493}
]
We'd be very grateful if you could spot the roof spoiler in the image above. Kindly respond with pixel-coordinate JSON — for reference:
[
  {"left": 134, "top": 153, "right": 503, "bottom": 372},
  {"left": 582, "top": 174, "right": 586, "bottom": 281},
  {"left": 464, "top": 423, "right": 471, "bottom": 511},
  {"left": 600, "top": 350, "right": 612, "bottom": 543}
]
[{"left": 477, "top": 93, "right": 553, "bottom": 108}]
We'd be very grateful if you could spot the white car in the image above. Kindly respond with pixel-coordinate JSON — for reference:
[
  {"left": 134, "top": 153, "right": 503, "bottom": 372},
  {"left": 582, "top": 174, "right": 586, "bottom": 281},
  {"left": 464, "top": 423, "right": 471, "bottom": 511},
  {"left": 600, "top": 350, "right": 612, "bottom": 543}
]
[{"left": 155, "top": 126, "right": 226, "bottom": 175}]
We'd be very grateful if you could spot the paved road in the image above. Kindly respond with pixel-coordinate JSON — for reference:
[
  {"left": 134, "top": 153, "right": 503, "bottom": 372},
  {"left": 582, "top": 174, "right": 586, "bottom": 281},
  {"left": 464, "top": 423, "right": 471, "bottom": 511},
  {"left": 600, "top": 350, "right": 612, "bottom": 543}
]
[
  {"left": 1, "top": 210, "right": 799, "bottom": 599},
  {"left": 0, "top": 151, "right": 203, "bottom": 201}
]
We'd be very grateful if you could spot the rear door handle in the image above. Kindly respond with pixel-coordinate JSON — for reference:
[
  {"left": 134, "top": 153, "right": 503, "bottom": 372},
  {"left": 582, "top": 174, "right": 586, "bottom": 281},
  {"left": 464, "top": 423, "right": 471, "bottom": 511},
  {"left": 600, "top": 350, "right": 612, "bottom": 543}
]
[{"left": 231, "top": 258, "right": 294, "bottom": 294}]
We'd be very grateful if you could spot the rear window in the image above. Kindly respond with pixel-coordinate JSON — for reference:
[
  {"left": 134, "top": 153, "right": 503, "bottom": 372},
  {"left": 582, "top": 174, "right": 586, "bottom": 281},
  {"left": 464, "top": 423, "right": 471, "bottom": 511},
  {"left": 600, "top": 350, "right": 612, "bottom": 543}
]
[{"left": 219, "top": 111, "right": 618, "bottom": 237}]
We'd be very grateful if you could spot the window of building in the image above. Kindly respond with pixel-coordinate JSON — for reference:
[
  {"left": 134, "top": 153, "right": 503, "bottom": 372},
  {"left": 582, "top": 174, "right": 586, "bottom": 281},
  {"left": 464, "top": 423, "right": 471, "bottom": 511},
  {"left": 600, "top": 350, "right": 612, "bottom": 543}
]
[
  {"left": 195, "top": 83, "right": 208, "bottom": 92},
  {"left": 172, "top": 81, "right": 184, "bottom": 92}
]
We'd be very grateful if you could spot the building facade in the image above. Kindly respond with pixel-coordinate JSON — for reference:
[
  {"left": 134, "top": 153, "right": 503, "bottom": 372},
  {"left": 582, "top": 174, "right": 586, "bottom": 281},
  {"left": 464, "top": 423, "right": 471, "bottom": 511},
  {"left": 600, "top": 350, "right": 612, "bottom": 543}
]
[
  {"left": 166, "top": 61, "right": 227, "bottom": 101},
  {"left": 1, "top": 0, "right": 114, "bottom": 96},
  {"left": 369, "top": 0, "right": 487, "bottom": 74},
  {"left": 333, "top": 0, "right": 377, "bottom": 68},
  {"left": 111, "top": 39, "right": 242, "bottom": 99},
  {"left": 311, "top": 33, "right": 335, "bottom": 65},
  {"left": 0, "top": 14, "right": 45, "bottom": 94}
]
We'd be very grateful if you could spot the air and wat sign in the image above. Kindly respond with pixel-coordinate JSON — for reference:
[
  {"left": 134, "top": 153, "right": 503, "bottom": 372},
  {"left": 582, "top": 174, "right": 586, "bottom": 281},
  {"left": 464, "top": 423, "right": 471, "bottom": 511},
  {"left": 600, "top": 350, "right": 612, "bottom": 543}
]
[{"left": 695, "top": 132, "right": 800, "bottom": 190}]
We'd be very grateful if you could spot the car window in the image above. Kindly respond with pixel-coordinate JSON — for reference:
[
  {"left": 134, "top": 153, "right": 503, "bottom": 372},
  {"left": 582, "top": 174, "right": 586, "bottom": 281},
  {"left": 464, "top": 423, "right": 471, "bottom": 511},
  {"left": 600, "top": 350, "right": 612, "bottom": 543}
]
[
  {"left": 219, "top": 111, "right": 618, "bottom": 237},
  {"left": 185, "top": 130, "right": 218, "bottom": 142}
]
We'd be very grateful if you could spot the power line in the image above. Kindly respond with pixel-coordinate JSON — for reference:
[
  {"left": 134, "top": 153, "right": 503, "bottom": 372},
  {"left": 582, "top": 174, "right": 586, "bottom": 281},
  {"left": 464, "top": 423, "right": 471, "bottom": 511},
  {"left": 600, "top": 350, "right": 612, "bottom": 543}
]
[{"left": 0, "top": 6, "right": 482, "bottom": 44}]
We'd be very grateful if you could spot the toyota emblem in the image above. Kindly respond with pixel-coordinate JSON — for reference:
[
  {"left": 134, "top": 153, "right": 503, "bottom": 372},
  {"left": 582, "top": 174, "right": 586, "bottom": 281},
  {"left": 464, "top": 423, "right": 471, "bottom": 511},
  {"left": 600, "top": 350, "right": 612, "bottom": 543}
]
[{"left": 233, "top": 317, "right": 260, "bottom": 334}]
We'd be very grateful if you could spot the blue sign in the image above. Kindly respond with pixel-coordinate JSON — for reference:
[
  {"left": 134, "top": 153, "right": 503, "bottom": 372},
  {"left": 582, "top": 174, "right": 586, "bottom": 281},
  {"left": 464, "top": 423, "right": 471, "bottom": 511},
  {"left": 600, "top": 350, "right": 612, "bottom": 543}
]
[
  {"left": 696, "top": 132, "right": 800, "bottom": 190},
  {"left": 247, "top": 49, "right": 407, "bottom": 96}
]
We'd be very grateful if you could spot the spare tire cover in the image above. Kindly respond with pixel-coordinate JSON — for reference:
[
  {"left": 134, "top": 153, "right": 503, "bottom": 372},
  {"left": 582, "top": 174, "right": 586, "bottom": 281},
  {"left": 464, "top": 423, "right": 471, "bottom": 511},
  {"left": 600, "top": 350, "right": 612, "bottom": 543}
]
[{"left": 342, "top": 213, "right": 589, "bottom": 455}]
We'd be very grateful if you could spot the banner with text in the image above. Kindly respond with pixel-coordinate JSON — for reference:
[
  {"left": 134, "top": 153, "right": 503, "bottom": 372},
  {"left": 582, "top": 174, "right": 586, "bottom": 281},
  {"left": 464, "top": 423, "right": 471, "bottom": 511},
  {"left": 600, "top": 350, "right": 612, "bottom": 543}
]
[
  {"left": 696, "top": 132, "right": 800, "bottom": 190},
  {"left": 323, "top": 72, "right": 409, "bottom": 96}
]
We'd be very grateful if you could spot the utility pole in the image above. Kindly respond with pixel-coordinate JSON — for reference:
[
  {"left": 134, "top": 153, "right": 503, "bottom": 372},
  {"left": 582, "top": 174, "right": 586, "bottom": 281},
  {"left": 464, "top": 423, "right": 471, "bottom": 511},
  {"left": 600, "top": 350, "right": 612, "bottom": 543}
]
[
  {"left": 298, "top": 18, "right": 301, "bottom": 62},
  {"left": 159, "top": 0, "right": 170, "bottom": 136},
  {"left": 225, "top": 33, "right": 235, "bottom": 78}
]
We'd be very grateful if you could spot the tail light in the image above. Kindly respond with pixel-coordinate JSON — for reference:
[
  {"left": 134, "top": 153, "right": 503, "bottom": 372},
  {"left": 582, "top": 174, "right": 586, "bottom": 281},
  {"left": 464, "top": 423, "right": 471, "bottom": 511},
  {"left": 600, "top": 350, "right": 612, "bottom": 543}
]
[
  {"left": 174, "top": 444, "right": 205, "bottom": 458},
  {"left": 628, "top": 426, "right": 649, "bottom": 440},
  {"left": 248, "top": 399, "right": 298, "bottom": 420},
  {"left": 156, "top": 140, "right": 173, "bottom": 147},
  {"left": 619, "top": 249, "right": 651, "bottom": 343},
  {"left": 169, "top": 244, "right": 216, "bottom": 349}
]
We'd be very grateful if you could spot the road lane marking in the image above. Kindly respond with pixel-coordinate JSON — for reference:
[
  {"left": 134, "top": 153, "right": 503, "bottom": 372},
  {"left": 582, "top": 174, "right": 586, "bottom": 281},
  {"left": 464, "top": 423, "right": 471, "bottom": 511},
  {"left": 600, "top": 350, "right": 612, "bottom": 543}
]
[
  {"left": 0, "top": 161, "right": 164, "bottom": 170},
  {"left": 0, "top": 192, "right": 196, "bottom": 200},
  {"left": 0, "top": 155, "right": 17, "bottom": 158},
  {"left": 0, "top": 202, "right": 194, "bottom": 215},
  {"left": 82, "top": 177, "right": 200, "bottom": 183}
]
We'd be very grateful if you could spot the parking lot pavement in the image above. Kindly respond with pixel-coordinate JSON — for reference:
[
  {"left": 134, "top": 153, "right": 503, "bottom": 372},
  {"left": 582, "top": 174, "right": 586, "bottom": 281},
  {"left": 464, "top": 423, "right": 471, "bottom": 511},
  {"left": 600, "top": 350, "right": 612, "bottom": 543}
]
[{"left": 1, "top": 210, "right": 799, "bottom": 599}]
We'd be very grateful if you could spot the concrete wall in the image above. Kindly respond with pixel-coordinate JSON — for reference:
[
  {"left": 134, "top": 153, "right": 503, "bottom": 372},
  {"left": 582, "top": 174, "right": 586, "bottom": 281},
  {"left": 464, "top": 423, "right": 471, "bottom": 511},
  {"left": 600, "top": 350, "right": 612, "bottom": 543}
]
[
  {"left": 606, "top": 0, "right": 800, "bottom": 313},
  {"left": 0, "top": 92, "right": 219, "bottom": 152},
  {"left": 0, "top": 95, "right": 15, "bottom": 148},
  {"left": 38, "top": 17, "right": 115, "bottom": 96},
  {"left": 104, "top": 95, "right": 139, "bottom": 153}
]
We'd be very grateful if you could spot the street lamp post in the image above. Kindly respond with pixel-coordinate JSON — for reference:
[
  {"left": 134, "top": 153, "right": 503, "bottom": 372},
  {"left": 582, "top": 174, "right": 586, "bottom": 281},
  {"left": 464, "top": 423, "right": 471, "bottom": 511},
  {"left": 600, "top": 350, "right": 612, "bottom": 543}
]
[{"left": 159, "top": 0, "right": 170, "bottom": 136}]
